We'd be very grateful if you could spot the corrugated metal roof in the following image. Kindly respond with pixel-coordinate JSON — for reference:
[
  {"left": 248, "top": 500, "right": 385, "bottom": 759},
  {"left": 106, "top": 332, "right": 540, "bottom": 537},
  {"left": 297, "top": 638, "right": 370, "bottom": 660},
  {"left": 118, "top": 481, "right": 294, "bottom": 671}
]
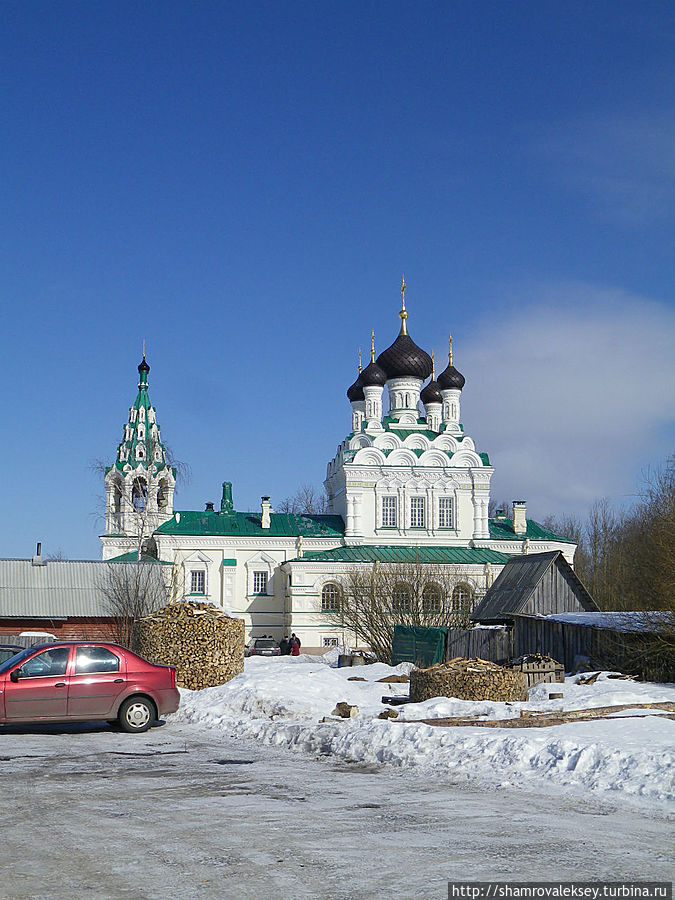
[
  {"left": 289, "top": 545, "right": 512, "bottom": 565},
  {"left": 488, "top": 518, "right": 575, "bottom": 543},
  {"left": 471, "top": 551, "right": 597, "bottom": 621},
  {"left": 155, "top": 510, "right": 345, "bottom": 538},
  {"left": 0, "top": 559, "right": 160, "bottom": 619}
]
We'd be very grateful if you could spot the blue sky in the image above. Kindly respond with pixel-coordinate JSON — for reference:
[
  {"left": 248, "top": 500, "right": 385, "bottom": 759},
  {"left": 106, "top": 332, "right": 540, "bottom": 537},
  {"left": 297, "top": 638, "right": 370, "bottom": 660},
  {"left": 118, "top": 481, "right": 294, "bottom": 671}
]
[{"left": 1, "top": 2, "right": 673, "bottom": 559}]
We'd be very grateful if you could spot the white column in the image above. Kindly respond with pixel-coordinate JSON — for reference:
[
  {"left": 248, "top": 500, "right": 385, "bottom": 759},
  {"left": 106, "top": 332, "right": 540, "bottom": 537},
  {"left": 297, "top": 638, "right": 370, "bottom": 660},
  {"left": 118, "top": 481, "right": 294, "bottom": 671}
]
[
  {"left": 345, "top": 496, "right": 355, "bottom": 537},
  {"left": 480, "top": 497, "right": 489, "bottom": 538},
  {"left": 472, "top": 492, "right": 481, "bottom": 539},
  {"left": 353, "top": 494, "right": 363, "bottom": 536}
]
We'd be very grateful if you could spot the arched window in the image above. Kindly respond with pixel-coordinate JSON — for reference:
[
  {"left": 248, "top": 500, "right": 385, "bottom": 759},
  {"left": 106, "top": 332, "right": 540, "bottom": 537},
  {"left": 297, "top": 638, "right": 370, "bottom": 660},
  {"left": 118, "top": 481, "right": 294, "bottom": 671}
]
[
  {"left": 321, "top": 582, "right": 341, "bottom": 612},
  {"left": 113, "top": 480, "right": 123, "bottom": 515},
  {"left": 392, "top": 582, "right": 412, "bottom": 613},
  {"left": 451, "top": 582, "right": 475, "bottom": 613},
  {"left": 136, "top": 444, "right": 145, "bottom": 460},
  {"left": 131, "top": 477, "right": 147, "bottom": 512},
  {"left": 422, "top": 582, "right": 442, "bottom": 614},
  {"left": 157, "top": 478, "right": 168, "bottom": 509}
]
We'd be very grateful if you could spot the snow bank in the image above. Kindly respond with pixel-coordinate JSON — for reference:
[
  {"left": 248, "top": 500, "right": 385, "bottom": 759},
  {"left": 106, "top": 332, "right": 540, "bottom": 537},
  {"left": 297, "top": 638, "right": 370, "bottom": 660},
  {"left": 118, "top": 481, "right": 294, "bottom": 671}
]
[{"left": 170, "top": 656, "right": 675, "bottom": 806}]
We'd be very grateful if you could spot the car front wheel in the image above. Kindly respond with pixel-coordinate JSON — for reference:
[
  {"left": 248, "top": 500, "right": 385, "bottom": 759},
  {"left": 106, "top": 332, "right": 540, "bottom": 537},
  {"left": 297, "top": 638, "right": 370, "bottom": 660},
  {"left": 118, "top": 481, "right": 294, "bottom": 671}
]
[{"left": 118, "top": 696, "right": 155, "bottom": 733}]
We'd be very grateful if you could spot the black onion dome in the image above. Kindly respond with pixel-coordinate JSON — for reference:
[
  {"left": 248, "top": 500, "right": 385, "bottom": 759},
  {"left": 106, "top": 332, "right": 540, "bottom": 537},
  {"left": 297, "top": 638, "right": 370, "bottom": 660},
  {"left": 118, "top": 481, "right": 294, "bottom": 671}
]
[
  {"left": 420, "top": 378, "right": 442, "bottom": 405},
  {"left": 376, "top": 334, "right": 433, "bottom": 380},
  {"left": 347, "top": 375, "right": 365, "bottom": 402},
  {"left": 437, "top": 363, "right": 465, "bottom": 391},
  {"left": 359, "top": 359, "right": 387, "bottom": 387},
  {"left": 138, "top": 357, "right": 150, "bottom": 375}
]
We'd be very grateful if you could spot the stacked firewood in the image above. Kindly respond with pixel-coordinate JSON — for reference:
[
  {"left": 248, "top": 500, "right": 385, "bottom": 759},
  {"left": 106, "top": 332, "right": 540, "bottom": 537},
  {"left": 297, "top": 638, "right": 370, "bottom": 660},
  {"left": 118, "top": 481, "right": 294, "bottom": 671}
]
[
  {"left": 133, "top": 601, "right": 244, "bottom": 690},
  {"left": 410, "top": 656, "right": 528, "bottom": 703}
]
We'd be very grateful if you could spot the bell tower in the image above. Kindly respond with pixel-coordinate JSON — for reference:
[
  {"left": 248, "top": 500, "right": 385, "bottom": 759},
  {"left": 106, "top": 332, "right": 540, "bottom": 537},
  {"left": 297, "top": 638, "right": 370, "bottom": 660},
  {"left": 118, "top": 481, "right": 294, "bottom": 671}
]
[{"left": 102, "top": 353, "right": 176, "bottom": 556}]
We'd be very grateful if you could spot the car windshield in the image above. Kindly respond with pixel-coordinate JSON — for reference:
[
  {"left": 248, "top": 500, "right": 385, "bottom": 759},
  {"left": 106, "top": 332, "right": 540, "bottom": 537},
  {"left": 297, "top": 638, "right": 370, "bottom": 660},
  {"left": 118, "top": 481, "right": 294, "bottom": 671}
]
[
  {"left": 0, "top": 647, "right": 34, "bottom": 674},
  {"left": 254, "top": 639, "right": 276, "bottom": 648}
]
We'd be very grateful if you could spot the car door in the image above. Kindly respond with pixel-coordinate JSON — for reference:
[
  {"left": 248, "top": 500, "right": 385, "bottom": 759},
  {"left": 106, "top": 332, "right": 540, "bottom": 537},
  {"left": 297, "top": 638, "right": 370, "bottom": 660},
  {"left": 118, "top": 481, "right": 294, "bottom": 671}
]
[
  {"left": 4, "top": 646, "right": 71, "bottom": 720},
  {"left": 67, "top": 646, "right": 127, "bottom": 719}
]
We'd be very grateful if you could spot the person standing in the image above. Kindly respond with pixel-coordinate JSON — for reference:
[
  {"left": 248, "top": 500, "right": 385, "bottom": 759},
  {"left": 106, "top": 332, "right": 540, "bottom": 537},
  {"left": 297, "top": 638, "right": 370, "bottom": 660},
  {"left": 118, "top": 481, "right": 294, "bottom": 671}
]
[
  {"left": 290, "top": 634, "right": 300, "bottom": 656},
  {"left": 279, "top": 636, "right": 289, "bottom": 655}
]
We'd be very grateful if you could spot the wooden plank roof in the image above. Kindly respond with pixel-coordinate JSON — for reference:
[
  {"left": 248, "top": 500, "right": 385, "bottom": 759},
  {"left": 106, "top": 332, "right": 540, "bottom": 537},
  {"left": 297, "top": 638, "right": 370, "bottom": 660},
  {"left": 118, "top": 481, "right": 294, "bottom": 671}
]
[{"left": 470, "top": 551, "right": 598, "bottom": 622}]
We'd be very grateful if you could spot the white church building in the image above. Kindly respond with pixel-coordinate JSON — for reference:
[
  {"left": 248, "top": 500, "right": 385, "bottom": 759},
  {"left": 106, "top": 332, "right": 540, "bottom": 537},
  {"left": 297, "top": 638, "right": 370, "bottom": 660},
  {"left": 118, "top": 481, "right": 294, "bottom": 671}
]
[{"left": 101, "top": 281, "right": 575, "bottom": 649}]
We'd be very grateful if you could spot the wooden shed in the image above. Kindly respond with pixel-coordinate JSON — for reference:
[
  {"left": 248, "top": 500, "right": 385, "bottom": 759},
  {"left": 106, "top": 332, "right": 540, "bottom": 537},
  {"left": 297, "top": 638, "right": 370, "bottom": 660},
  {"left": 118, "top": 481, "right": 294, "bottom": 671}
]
[{"left": 471, "top": 551, "right": 598, "bottom": 624}]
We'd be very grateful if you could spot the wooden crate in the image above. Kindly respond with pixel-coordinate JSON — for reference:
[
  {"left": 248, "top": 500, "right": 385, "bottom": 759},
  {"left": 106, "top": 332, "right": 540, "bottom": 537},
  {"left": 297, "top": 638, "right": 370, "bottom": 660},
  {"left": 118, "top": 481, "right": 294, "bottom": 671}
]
[{"left": 514, "top": 656, "right": 564, "bottom": 688}]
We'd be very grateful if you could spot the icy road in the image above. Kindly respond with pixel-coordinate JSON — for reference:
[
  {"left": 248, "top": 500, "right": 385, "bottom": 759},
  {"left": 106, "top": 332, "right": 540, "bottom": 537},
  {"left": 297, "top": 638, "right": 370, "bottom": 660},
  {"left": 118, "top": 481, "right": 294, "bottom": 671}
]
[{"left": 1, "top": 721, "right": 672, "bottom": 899}]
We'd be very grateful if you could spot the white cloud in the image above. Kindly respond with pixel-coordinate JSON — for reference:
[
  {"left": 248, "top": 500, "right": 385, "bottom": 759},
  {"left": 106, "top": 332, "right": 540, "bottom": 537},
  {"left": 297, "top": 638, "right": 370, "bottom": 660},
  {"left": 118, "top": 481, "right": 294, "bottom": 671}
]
[
  {"left": 458, "top": 283, "right": 675, "bottom": 519},
  {"left": 533, "top": 112, "right": 675, "bottom": 224}
]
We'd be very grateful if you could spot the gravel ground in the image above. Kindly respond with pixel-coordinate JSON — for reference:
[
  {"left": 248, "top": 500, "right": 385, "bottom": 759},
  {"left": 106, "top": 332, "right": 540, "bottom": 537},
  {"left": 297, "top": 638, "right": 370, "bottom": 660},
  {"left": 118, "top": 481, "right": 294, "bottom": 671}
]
[{"left": 1, "top": 720, "right": 672, "bottom": 900}]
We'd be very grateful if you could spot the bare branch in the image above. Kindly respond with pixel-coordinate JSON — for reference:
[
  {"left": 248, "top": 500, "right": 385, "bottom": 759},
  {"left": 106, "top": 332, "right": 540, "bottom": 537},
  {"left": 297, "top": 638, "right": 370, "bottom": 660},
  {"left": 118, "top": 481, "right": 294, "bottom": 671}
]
[
  {"left": 97, "top": 561, "right": 182, "bottom": 649},
  {"left": 324, "top": 559, "right": 476, "bottom": 662}
]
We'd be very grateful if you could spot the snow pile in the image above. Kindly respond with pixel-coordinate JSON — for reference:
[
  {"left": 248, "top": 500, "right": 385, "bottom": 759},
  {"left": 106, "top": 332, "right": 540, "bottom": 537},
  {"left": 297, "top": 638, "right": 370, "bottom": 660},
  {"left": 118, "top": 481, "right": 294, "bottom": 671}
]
[{"left": 170, "top": 657, "right": 675, "bottom": 805}]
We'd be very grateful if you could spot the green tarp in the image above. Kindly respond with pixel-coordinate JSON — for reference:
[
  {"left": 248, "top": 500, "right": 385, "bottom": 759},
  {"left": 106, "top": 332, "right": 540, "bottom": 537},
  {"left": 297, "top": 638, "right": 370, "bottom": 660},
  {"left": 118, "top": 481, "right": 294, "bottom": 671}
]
[{"left": 391, "top": 625, "right": 448, "bottom": 667}]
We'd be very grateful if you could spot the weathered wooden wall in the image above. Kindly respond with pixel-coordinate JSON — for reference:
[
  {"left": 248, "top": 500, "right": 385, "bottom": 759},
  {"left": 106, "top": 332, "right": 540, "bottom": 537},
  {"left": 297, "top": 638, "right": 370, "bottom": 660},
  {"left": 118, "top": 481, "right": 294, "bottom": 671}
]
[
  {"left": 512, "top": 615, "right": 621, "bottom": 671},
  {"left": 445, "top": 616, "right": 664, "bottom": 679},
  {"left": 522, "top": 566, "right": 584, "bottom": 617},
  {"left": 445, "top": 626, "right": 513, "bottom": 663}
]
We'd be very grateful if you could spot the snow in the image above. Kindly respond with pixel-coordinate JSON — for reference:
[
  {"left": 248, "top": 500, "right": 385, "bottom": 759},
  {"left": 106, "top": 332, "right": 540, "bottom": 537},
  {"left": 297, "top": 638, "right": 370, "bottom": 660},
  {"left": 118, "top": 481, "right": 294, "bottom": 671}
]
[
  {"left": 170, "top": 656, "right": 675, "bottom": 808},
  {"left": 546, "top": 611, "right": 673, "bottom": 631}
]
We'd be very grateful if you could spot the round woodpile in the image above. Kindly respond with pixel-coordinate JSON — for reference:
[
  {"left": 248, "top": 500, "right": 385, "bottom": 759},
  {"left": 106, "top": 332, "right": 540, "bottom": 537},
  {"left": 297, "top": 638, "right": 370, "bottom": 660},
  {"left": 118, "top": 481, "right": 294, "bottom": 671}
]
[
  {"left": 133, "top": 601, "right": 245, "bottom": 690},
  {"left": 409, "top": 657, "right": 528, "bottom": 703}
]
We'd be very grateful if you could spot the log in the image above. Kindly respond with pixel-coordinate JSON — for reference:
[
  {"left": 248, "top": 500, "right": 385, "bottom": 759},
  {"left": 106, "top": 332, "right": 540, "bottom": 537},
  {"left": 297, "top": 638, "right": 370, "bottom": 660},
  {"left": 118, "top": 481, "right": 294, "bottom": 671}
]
[
  {"left": 133, "top": 600, "right": 244, "bottom": 690},
  {"left": 410, "top": 658, "right": 528, "bottom": 703},
  {"left": 400, "top": 701, "right": 675, "bottom": 729},
  {"left": 331, "top": 702, "right": 359, "bottom": 718}
]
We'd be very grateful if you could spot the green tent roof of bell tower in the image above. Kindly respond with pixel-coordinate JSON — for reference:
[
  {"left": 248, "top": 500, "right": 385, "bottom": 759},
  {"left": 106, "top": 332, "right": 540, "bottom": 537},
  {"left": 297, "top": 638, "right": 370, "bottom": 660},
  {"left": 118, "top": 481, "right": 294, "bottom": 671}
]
[{"left": 110, "top": 355, "right": 175, "bottom": 478}]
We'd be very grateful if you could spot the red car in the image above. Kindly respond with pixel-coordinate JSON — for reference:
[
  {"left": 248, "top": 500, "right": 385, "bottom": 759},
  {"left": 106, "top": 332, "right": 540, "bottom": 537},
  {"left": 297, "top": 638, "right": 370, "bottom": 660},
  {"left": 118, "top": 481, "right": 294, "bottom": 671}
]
[{"left": 0, "top": 642, "right": 180, "bottom": 733}]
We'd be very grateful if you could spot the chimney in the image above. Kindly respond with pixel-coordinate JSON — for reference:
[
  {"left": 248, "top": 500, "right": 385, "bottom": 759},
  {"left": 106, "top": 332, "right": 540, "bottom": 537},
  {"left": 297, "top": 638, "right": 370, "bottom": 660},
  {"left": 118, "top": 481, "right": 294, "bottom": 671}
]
[
  {"left": 32, "top": 541, "right": 46, "bottom": 566},
  {"left": 221, "top": 481, "right": 234, "bottom": 513},
  {"left": 261, "top": 496, "right": 272, "bottom": 529},
  {"left": 495, "top": 508, "right": 506, "bottom": 520},
  {"left": 205, "top": 502, "right": 215, "bottom": 512},
  {"left": 512, "top": 500, "right": 527, "bottom": 535}
]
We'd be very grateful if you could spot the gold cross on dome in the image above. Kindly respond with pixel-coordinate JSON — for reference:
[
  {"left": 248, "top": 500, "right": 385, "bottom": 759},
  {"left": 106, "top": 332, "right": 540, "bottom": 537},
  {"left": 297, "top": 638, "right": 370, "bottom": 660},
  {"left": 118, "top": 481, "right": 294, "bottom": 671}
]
[{"left": 399, "top": 276, "right": 408, "bottom": 335}]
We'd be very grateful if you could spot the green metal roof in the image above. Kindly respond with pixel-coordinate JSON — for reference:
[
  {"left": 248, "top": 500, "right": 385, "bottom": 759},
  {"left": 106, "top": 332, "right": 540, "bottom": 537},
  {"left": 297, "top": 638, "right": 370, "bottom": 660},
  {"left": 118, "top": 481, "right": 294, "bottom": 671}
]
[
  {"left": 385, "top": 428, "right": 439, "bottom": 441},
  {"left": 156, "top": 510, "right": 345, "bottom": 538},
  {"left": 488, "top": 518, "right": 575, "bottom": 543},
  {"left": 291, "top": 545, "right": 512, "bottom": 565},
  {"left": 107, "top": 552, "right": 173, "bottom": 565}
]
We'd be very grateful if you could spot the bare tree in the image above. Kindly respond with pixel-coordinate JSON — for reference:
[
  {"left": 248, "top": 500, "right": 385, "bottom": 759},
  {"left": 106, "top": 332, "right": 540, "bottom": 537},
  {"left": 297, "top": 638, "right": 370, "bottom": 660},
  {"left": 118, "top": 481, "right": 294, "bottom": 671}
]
[
  {"left": 45, "top": 549, "right": 68, "bottom": 561},
  {"left": 89, "top": 443, "right": 190, "bottom": 548},
  {"left": 324, "top": 559, "right": 477, "bottom": 662},
  {"left": 162, "top": 442, "right": 192, "bottom": 494},
  {"left": 97, "top": 560, "right": 180, "bottom": 649},
  {"left": 488, "top": 498, "right": 513, "bottom": 517},
  {"left": 277, "top": 483, "right": 329, "bottom": 515}
]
